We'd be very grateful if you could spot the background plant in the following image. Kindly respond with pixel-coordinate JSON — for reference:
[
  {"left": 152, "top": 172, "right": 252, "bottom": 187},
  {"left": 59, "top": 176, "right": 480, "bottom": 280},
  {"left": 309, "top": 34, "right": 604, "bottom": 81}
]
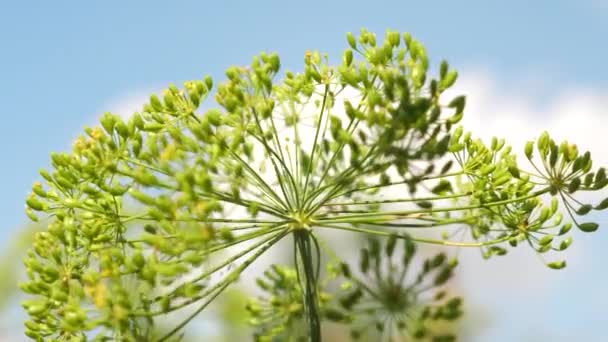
[{"left": 21, "top": 29, "right": 608, "bottom": 341}]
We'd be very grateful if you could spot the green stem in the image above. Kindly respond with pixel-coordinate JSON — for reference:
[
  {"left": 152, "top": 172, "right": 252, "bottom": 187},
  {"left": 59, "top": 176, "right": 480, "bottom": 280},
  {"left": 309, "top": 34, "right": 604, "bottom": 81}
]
[{"left": 294, "top": 230, "right": 322, "bottom": 342}]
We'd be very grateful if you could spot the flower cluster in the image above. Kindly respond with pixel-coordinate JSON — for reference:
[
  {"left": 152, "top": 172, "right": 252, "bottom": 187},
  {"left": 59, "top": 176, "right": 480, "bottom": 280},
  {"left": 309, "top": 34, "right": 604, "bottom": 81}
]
[
  {"left": 337, "top": 237, "right": 462, "bottom": 341},
  {"left": 21, "top": 28, "right": 607, "bottom": 341}
]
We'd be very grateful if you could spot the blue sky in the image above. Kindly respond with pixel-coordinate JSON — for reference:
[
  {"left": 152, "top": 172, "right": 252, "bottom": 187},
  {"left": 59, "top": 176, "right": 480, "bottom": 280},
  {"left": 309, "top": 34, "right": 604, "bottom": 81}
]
[{"left": 2, "top": 1, "right": 608, "bottom": 340}]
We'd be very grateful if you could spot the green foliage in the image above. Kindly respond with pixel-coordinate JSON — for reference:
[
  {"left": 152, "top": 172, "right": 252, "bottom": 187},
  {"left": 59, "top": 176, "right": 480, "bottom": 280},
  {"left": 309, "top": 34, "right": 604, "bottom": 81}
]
[
  {"left": 246, "top": 264, "right": 332, "bottom": 341},
  {"left": 21, "top": 28, "right": 608, "bottom": 341}
]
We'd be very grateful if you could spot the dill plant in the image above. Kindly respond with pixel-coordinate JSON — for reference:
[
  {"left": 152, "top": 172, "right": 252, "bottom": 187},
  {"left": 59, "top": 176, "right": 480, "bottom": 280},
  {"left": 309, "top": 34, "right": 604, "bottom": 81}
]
[{"left": 20, "top": 29, "right": 608, "bottom": 341}]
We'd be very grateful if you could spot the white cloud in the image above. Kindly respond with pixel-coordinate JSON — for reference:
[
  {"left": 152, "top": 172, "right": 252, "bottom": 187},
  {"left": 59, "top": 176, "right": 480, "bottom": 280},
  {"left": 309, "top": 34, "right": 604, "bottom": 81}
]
[
  {"left": 591, "top": 0, "right": 608, "bottom": 10},
  {"left": 102, "top": 89, "right": 159, "bottom": 120},
  {"left": 447, "top": 68, "right": 608, "bottom": 166}
]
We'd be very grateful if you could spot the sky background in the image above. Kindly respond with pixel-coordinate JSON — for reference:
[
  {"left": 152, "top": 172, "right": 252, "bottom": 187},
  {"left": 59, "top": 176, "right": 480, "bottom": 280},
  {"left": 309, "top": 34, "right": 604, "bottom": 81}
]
[{"left": 2, "top": 1, "right": 608, "bottom": 340}]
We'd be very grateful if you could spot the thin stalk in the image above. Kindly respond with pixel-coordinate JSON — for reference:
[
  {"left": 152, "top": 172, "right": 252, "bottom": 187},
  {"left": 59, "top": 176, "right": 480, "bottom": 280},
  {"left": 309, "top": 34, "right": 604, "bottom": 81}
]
[
  {"left": 250, "top": 107, "right": 297, "bottom": 210},
  {"left": 314, "top": 188, "right": 550, "bottom": 224},
  {"left": 302, "top": 85, "right": 330, "bottom": 201},
  {"left": 323, "top": 192, "right": 471, "bottom": 207},
  {"left": 154, "top": 228, "right": 290, "bottom": 341},
  {"left": 335, "top": 171, "right": 465, "bottom": 198},
  {"left": 359, "top": 216, "right": 475, "bottom": 228},
  {"left": 127, "top": 215, "right": 282, "bottom": 225},
  {"left": 315, "top": 223, "right": 512, "bottom": 247},
  {"left": 225, "top": 148, "right": 289, "bottom": 212},
  {"left": 312, "top": 75, "right": 376, "bottom": 195},
  {"left": 162, "top": 225, "right": 287, "bottom": 299},
  {"left": 294, "top": 230, "right": 322, "bottom": 342},
  {"left": 268, "top": 103, "right": 302, "bottom": 208},
  {"left": 303, "top": 145, "right": 380, "bottom": 214},
  {"left": 118, "top": 158, "right": 288, "bottom": 218}
]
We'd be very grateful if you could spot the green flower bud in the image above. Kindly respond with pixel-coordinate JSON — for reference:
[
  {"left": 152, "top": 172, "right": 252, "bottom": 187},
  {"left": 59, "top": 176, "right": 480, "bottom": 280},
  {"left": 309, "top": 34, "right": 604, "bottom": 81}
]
[
  {"left": 538, "top": 235, "right": 553, "bottom": 246},
  {"left": 549, "top": 143, "right": 559, "bottom": 167},
  {"left": 439, "top": 60, "right": 449, "bottom": 79},
  {"left": 22, "top": 300, "right": 48, "bottom": 316},
  {"left": 524, "top": 141, "right": 534, "bottom": 159},
  {"left": 576, "top": 204, "right": 592, "bottom": 216},
  {"left": 440, "top": 70, "right": 458, "bottom": 90},
  {"left": 346, "top": 32, "right": 357, "bottom": 49},
  {"left": 433, "top": 267, "right": 452, "bottom": 286},
  {"left": 559, "top": 237, "right": 573, "bottom": 250},
  {"left": 479, "top": 164, "right": 496, "bottom": 176},
  {"left": 595, "top": 167, "right": 606, "bottom": 184},
  {"left": 508, "top": 165, "right": 520, "bottom": 178},
  {"left": 26, "top": 196, "right": 45, "bottom": 211},
  {"left": 269, "top": 53, "right": 281, "bottom": 72},
  {"left": 578, "top": 222, "right": 598, "bottom": 232},
  {"left": 568, "top": 177, "right": 581, "bottom": 193},
  {"left": 39, "top": 169, "right": 53, "bottom": 183},
  {"left": 325, "top": 308, "right": 349, "bottom": 322},
  {"left": 24, "top": 328, "right": 39, "bottom": 339},
  {"left": 114, "top": 119, "right": 130, "bottom": 139},
  {"left": 416, "top": 201, "right": 433, "bottom": 209},
  {"left": 143, "top": 123, "right": 164, "bottom": 132},
  {"left": 367, "top": 32, "right": 376, "bottom": 47},
  {"left": 64, "top": 309, "right": 86, "bottom": 326},
  {"left": 493, "top": 174, "right": 511, "bottom": 187},
  {"left": 25, "top": 207, "right": 39, "bottom": 222},
  {"left": 552, "top": 213, "right": 563, "bottom": 226},
  {"left": 448, "top": 95, "right": 466, "bottom": 113},
  {"left": 340, "top": 262, "right": 352, "bottom": 278},
  {"left": 132, "top": 112, "right": 144, "bottom": 130},
  {"left": 225, "top": 66, "right": 240, "bottom": 80},
  {"left": 547, "top": 260, "right": 566, "bottom": 270},
  {"left": 150, "top": 95, "right": 164, "bottom": 112},
  {"left": 100, "top": 112, "right": 116, "bottom": 134},
  {"left": 386, "top": 30, "right": 400, "bottom": 47},
  {"left": 204, "top": 75, "right": 213, "bottom": 90},
  {"left": 558, "top": 222, "right": 572, "bottom": 235},
  {"left": 440, "top": 160, "right": 454, "bottom": 175},
  {"left": 411, "top": 62, "right": 426, "bottom": 88},
  {"left": 205, "top": 109, "right": 222, "bottom": 126},
  {"left": 403, "top": 32, "right": 413, "bottom": 47},
  {"left": 537, "top": 131, "right": 550, "bottom": 154},
  {"left": 538, "top": 207, "right": 550, "bottom": 223},
  {"left": 594, "top": 197, "right": 608, "bottom": 210},
  {"left": 567, "top": 143, "right": 579, "bottom": 162},
  {"left": 163, "top": 89, "right": 177, "bottom": 111},
  {"left": 343, "top": 49, "right": 353, "bottom": 66}
]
